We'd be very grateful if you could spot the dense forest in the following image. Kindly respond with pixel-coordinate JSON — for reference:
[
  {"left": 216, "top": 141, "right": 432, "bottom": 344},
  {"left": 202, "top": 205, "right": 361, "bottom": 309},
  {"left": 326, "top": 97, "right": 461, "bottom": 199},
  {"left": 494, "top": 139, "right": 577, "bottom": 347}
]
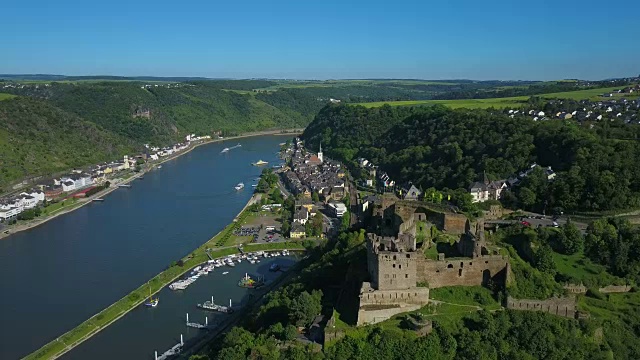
[
  {"left": 0, "top": 97, "right": 136, "bottom": 188},
  {"left": 303, "top": 104, "right": 640, "bottom": 212}
]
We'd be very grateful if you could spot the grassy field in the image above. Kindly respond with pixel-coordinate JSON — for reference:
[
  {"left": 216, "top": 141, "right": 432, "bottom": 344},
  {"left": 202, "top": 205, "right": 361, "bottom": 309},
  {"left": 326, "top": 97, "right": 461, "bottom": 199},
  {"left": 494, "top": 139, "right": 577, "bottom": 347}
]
[
  {"left": 578, "top": 292, "right": 640, "bottom": 322},
  {"left": 552, "top": 251, "right": 622, "bottom": 287},
  {"left": 353, "top": 86, "right": 628, "bottom": 109},
  {"left": 429, "top": 286, "right": 501, "bottom": 310},
  {"left": 0, "top": 92, "right": 16, "bottom": 101},
  {"left": 25, "top": 203, "right": 308, "bottom": 360}
]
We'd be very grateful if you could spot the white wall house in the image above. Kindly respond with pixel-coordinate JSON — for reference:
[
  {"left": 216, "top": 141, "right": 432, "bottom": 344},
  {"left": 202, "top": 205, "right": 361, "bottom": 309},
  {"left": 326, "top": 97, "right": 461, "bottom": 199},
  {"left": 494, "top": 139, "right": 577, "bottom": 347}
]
[
  {"left": 328, "top": 202, "right": 347, "bottom": 217},
  {"left": 62, "top": 180, "right": 76, "bottom": 192}
]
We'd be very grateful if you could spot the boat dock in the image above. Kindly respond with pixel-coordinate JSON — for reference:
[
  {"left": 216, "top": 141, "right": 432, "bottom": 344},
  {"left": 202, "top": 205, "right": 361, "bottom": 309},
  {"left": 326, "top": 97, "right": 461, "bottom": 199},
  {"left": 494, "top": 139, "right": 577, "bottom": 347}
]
[
  {"left": 154, "top": 334, "right": 183, "bottom": 360},
  {"left": 118, "top": 184, "right": 131, "bottom": 188},
  {"left": 186, "top": 313, "right": 209, "bottom": 329},
  {"left": 197, "top": 296, "right": 233, "bottom": 313}
]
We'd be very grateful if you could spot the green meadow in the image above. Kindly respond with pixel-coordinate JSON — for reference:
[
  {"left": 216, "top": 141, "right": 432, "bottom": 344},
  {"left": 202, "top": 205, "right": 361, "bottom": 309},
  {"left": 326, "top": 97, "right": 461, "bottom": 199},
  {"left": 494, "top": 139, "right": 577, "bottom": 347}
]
[
  {"left": 354, "top": 86, "right": 629, "bottom": 109},
  {"left": 0, "top": 93, "right": 16, "bottom": 101}
]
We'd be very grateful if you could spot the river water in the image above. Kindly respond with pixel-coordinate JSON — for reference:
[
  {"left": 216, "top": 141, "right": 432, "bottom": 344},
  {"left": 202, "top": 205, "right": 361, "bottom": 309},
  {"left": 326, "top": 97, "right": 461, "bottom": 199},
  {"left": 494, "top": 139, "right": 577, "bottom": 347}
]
[{"left": 0, "top": 135, "right": 289, "bottom": 359}]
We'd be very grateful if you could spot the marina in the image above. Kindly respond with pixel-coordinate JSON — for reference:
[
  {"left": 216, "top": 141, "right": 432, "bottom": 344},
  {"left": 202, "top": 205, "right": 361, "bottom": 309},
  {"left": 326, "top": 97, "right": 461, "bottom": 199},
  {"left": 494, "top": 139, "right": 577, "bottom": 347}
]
[
  {"left": 0, "top": 135, "right": 289, "bottom": 360},
  {"left": 63, "top": 254, "right": 298, "bottom": 360}
]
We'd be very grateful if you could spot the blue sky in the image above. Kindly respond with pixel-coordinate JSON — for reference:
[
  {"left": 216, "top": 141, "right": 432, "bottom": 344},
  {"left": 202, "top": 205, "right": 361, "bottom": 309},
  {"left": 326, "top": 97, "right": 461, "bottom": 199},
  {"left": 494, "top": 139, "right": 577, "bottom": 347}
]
[{"left": 2, "top": 0, "right": 639, "bottom": 80}]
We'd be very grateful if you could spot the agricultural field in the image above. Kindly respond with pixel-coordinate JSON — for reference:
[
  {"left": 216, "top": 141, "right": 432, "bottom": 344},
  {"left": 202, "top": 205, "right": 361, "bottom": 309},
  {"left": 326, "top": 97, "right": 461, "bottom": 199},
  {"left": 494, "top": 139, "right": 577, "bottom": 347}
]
[
  {"left": 354, "top": 86, "right": 630, "bottom": 109},
  {"left": 0, "top": 93, "right": 16, "bottom": 101},
  {"left": 254, "top": 79, "right": 461, "bottom": 91}
]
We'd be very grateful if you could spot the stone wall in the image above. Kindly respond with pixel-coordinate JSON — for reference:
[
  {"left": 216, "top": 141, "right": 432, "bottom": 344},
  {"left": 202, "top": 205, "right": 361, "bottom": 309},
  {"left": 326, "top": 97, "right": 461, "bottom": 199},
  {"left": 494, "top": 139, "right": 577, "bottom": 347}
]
[
  {"left": 359, "top": 283, "right": 430, "bottom": 306},
  {"left": 443, "top": 213, "right": 469, "bottom": 234},
  {"left": 356, "top": 283, "right": 430, "bottom": 326},
  {"left": 563, "top": 284, "right": 632, "bottom": 294},
  {"left": 371, "top": 251, "right": 419, "bottom": 290},
  {"left": 357, "top": 304, "right": 423, "bottom": 326},
  {"left": 415, "top": 255, "right": 510, "bottom": 288},
  {"left": 599, "top": 285, "right": 632, "bottom": 293},
  {"left": 506, "top": 296, "right": 576, "bottom": 319}
]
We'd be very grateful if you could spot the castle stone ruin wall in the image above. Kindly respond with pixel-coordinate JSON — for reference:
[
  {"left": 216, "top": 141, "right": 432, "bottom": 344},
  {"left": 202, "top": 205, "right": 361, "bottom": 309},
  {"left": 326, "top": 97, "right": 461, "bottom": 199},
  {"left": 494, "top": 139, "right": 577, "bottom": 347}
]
[
  {"left": 506, "top": 296, "right": 576, "bottom": 318},
  {"left": 415, "top": 255, "right": 510, "bottom": 288}
]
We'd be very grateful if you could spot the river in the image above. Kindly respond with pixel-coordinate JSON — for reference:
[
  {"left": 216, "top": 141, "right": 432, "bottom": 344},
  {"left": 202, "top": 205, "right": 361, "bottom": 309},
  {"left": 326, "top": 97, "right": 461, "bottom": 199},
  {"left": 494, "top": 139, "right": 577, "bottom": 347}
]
[{"left": 0, "top": 135, "right": 289, "bottom": 360}]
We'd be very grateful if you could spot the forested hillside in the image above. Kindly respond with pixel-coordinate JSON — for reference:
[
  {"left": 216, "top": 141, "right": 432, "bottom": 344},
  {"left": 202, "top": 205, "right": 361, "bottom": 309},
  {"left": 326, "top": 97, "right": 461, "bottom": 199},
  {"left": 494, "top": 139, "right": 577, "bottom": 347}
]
[
  {"left": 0, "top": 81, "right": 315, "bottom": 189},
  {"left": 303, "top": 104, "right": 640, "bottom": 212},
  {"left": 0, "top": 97, "right": 136, "bottom": 187}
]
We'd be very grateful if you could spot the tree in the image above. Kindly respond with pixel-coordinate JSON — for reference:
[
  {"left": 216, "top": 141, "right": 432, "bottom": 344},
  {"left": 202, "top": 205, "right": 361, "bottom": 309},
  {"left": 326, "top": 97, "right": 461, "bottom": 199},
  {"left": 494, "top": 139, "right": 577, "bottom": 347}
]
[
  {"left": 312, "top": 191, "right": 320, "bottom": 202},
  {"left": 257, "top": 178, "right": 271, "bottom": 193},
  {"left": 266, "top": 322, "right": 284, "bottom": 339},
  {"left": 533, "top": 244, "right": 556, "bottom": 274},
  {"left": 222, "top": 327, "right": 255, "bottom": 351},
  {"left": 283, "top": 324, "right": 298, "bottom": 342},
  {"left": 560, "top": 220, "right": 584, "bottom": 255},
  {"left": 289, "top": 290, "right": 322, "bottom": 327},
  {"left": 340, "top": 212, "right": 351, "bottom": 231},
  {"left": 519, "top": 187, "right": 537, "bottom": 209}
]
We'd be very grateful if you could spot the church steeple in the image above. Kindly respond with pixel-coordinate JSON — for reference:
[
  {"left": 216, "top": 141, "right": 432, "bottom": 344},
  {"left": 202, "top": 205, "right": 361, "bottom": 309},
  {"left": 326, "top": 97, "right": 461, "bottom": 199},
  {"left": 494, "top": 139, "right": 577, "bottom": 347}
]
[{"left": 318, "top": 142, "right": 323, "bottom": 163}]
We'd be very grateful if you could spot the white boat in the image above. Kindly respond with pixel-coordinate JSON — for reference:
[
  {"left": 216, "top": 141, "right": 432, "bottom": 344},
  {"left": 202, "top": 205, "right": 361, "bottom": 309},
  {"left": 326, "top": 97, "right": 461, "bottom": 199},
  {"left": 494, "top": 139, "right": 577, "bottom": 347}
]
[
  {"left": 222, "top": 271, "right": 229, "bottom": 275},
  {"left": 235, "top": 183, "right": 244, "bottom": 191},
  {"left": 226, "top": 261, "right": 236, "bottom": 267},
  {"left": 251, "top": 184, "right": 257, "bottom": 187},
  {"left": 249, "top": 259, "right": 255, "bottom": 264},
  {"left": 221, "top": 148, "right": 229, "bottom": 153}
]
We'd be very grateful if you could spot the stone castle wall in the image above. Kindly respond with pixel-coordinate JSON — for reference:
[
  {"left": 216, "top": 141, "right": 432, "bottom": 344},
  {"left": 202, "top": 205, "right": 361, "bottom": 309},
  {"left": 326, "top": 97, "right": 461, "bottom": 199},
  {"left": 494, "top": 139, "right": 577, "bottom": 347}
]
[
  {"left": 370, "top": 251, "right": 419, "bottom": 290},
  {"left": 357, "top": 282, "right": 430, "bottom": 326},
  {"left": 359, "top": 284, "right": 430, "bottom": 306},
  {"left": 415, "top": 255, "right": 510, "bottom": 288},
  {"left": 599, "top": 285, "right": 632, "bottom": 293},
  {"left": 357, "top": 304, "right": 423, "bottom": 326},
  {"left": 506, "top": 296, "right": 576, "bottom": 319}
]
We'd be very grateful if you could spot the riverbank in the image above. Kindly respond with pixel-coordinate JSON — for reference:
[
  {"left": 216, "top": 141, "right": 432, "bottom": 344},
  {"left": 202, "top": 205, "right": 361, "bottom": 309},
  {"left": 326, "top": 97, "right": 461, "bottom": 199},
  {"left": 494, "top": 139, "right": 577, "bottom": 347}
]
[
  {"left": 24, "top": 198, "right": 312, "bottom": 360},
  {"left": 0, "top": 128, "right": 302, "bottom": 241}
]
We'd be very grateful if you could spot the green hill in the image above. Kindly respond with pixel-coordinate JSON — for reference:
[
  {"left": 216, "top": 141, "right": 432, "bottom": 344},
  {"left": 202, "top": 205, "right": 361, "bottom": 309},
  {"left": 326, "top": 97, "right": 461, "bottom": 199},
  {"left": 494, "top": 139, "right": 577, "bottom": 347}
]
[
  {"left": 302, "top": 104, "right": 640, "bottom": 213},
  {"left": 0, "top": 81, "right": 318, "bottom": 189},
  {"left": 0, "top": 97, "right": 136, "bottom": 188}
]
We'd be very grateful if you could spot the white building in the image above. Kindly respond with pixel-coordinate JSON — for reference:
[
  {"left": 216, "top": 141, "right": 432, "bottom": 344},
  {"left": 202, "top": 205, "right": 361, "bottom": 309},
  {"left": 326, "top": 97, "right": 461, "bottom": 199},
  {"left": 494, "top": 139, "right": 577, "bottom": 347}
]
[
  {"left": 62, "top": 180, "right": 76, "bottom": 192},
  {"left": 328, "top": 202, "right": 347, "bottom": 217}
]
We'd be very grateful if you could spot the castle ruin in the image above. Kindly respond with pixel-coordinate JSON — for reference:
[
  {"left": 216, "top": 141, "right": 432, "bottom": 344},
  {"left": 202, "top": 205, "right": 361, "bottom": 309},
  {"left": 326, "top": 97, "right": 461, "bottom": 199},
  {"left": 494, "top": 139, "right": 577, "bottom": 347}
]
[{"left": 357, "top": 194, "right": 511, "bottom": 325}]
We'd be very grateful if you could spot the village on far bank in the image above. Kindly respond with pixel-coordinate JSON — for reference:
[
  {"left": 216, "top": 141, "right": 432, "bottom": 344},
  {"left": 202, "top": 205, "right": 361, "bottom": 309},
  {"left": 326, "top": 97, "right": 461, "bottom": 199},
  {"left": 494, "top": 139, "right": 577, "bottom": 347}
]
[{"left": 0, "top": 133, "right": 213, "bottom": 230}]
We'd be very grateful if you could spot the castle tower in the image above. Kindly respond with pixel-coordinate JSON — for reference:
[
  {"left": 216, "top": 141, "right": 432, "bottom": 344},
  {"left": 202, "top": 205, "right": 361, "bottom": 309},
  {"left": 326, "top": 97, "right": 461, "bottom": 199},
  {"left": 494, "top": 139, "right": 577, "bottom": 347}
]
[
  {"left": 123, "top": 155, "right": 130, "bottom": 169},
  {"left": 318, "top": 142, "right": 323, "bottom": 163}
]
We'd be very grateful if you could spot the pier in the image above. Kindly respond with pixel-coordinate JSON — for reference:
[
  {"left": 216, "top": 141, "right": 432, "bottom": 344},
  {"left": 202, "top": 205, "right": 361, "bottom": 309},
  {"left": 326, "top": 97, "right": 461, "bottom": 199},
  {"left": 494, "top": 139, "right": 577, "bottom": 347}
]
[
  {"left": 154, "top": 334, "right": 183, "bottom": 360},
  {"left": 92, "top": 198, "right": 104, "bottom": 202},
  {"left": 118, "top": 184, "right": 131, "bottom": 188},
  {"left": 185, "top": 313, "right": 209, "bottom": 329},
  {"left": 197, "top": 296, "right": 233, "bottom": 313}
]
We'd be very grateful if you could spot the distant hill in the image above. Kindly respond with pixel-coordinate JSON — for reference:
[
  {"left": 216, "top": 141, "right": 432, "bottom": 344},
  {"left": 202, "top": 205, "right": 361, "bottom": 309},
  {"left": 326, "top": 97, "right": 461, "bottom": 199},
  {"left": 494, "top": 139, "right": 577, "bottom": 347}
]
[
  {"left": 1, "top": 75, "right": 638, "bottom": 190},
  {"left": 0, "top": 81, "right": 315, "bottom": 189},
  {"left": 0, "top": 97, "right": 136, "bottom": 188}
]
